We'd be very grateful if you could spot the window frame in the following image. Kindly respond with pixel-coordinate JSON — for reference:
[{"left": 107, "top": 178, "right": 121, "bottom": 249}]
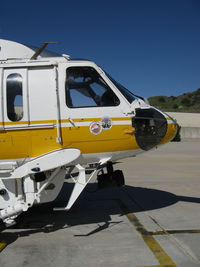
[
  {"left": 65, "top": 66, "right": 120, "bottom": 109},
  {"left": 3, "top": 68, "right": 28, "bottom": 128},
  {"left": 6, "top": 73, "right": 24, "bottom": 122}
]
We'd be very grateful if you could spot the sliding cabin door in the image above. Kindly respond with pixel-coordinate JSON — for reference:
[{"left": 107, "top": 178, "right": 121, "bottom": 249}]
[
  {"left": 0, "top": 68, "right": 29, "bottom": 160},
  {"left": 0, "top": 66, "right": 61, "bottom": 160}
]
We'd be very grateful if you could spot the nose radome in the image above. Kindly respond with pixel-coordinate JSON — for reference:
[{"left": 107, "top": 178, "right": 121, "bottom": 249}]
[
  {"left": 132, "top": 108, "right": 168, "bottom": 151},
  {"left": 132, "top": 108, "right": 177, "bottom": 151}
]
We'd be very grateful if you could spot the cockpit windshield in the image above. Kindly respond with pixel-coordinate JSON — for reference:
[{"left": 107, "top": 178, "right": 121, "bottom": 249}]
[{"left": 106, "top": 74, "right": 137, "bottom": 104}]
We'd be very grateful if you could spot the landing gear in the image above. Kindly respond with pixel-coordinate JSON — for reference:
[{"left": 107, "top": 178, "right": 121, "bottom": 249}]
[
  {"left": 112, "top": 170, "right": 125, "bottom": 187},
  {"left": 97, "top": 162, "right": 125, "bottom": 189}
]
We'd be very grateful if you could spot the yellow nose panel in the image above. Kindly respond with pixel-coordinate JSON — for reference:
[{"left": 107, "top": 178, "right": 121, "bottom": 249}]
[{"left": 159, "top": 122, "right": 178, "bottom": 145}]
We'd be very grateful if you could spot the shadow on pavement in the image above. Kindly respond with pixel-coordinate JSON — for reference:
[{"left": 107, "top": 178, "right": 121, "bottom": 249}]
[{"left": 1, "top": 182, "right": 200, "bottom": 247}]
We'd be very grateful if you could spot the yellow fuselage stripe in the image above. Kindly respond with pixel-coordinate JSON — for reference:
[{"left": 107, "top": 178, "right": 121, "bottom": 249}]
[
  {"left": 0, "top": 117, "right": 177, "bottom": 160},
  {"left": 0, "top": 122, "right": 138, "bottom": 159}
]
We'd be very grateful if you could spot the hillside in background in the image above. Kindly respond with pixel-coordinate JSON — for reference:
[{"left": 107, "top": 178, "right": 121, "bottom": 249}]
[{"left": 148, "top": 88, "right": 200, "bottom": 113}]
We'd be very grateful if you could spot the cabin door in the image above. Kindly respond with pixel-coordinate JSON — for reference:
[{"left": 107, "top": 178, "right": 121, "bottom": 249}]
[
  {"left": 61, "top": 65, "right": 133, "bottom": 154},
  {"left": 0, "top": 66, "right": 60, "bottom": 160},
  {"left": 0, "top": 68, "right": 30, "bottom": 160}
]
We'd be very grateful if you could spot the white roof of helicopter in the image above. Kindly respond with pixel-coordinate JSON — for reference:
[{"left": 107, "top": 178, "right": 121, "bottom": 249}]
[
  {"left": 0, "top": 39, "right": 39, "bottom": 60},
  {"left": 0, "top": 39, "right": 67, "bottom": 61},
  {"left": 0, "top": 39, "right": 95, "bottom": 68}
]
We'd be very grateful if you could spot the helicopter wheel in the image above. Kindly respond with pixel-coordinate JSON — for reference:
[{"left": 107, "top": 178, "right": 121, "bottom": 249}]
[
  {"left": 97, "top": 172, "right": 110, "bottom": 189},
  {"left": 97, "top": 162, "right": 125, "bottom": 188},
  {"left": 112, "top": 170, "right": 125, "bottom": 187}
]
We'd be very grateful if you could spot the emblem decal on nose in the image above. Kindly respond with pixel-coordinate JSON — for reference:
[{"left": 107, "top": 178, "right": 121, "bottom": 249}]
[
  {"left": 101, "top": 117, "right": 112, "bottom": 130},
  {"left": 89, "top": 122, "right": 102, "bottom": 135}
]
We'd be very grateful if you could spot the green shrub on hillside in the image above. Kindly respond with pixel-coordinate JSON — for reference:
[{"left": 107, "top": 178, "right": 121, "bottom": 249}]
[{"left": 148, "top": 88, "right": 200, "bottom": 113}]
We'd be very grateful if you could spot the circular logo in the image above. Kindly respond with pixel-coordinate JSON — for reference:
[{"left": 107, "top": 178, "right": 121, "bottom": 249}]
[
  {"left": 101, "top": 117, "right": 112, "bottom": 130},
  {"left": 89, "top": 122, "right": 102, "bottom": 135}
]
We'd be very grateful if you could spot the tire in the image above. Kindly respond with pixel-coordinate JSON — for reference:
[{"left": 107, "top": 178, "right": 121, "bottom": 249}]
[{"left": 112, "top": 170, "right": 125, "bottom": 187}]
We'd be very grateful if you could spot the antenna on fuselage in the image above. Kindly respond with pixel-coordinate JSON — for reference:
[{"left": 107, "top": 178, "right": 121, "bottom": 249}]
[{"left": 30, "top": 42, "right": 58, "bottom": 59}]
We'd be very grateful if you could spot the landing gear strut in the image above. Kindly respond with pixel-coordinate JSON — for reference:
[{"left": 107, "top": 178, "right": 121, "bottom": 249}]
[{"left": 97, "top": 161, "right": 125, "bottom": 189}]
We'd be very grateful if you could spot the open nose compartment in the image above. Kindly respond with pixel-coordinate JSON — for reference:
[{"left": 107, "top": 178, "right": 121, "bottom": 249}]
[{"left": 132, "top": 108, "right": 168, "bottom": 151}]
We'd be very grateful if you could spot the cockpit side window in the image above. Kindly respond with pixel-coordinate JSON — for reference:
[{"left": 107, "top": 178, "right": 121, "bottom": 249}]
[
  {"left": 6, "top": 73, "right": 23, "bottom": 121},
  {"left": 106, "top": 74, "right": 136, "bottom": 104},
  {"left": 65, "top": 67, "right": 120, "bottom": 108}
]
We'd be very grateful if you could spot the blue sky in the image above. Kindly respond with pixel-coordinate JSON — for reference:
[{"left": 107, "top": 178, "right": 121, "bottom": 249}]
[{"left": 0, "top": 0, "right": 200, "bottom": 97}]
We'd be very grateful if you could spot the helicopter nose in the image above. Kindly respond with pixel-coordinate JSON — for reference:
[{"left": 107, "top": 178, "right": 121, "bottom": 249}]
[
  {"left": 132, "top": 108, "right": 177, "bottom": 151},
  {"left": 158, "top": 114, "right": 178, "bottom": 145}
]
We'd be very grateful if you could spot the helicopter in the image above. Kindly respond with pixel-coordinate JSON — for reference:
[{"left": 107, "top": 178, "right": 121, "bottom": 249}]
[{"left": 0, "top": 39, "right": 177, "bottom": 227}]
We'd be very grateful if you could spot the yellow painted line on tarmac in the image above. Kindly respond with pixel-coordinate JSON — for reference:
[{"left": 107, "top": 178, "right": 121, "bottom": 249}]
[
  {"left": 0, "top": 240, "right": 7, "bottom": 252},
  {"left": 149, "top": 229, "right": 200, "bottom": 235},
  {"left": 117, "top": 200, "right": 177, "bottom": 267}
]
